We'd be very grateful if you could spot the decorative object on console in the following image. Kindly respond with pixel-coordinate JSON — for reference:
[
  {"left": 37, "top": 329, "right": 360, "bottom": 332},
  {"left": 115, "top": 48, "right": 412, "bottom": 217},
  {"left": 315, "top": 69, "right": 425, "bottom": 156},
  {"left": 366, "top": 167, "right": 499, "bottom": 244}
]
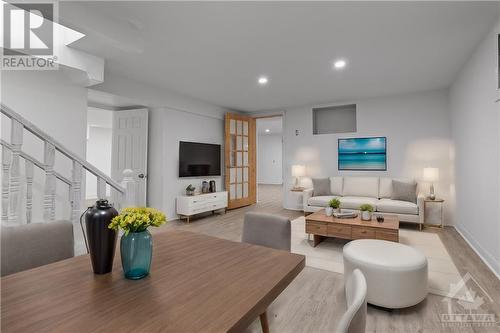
[
  {"left": 81, "top": 199, "right": 118, "bottom": 275},
  {"left": 209, "top": 180, "right": 216, "bottom": 193},
  {"left": 338, "top": 137, "right": 387, "bottom": 171},
  {"left": 201, "top": 181, "right": 209, "bottom": 193},
  {"left": 359, "top": 204, "right": 374, "bottom": 221},
  {"left": 291, "top": 165, "right": 306, "bottom": 190},
  {"left": 109, "top": 207, "right": 166, "bottom": 280},
  {"left": 423, "top": 167, "right": 439, "bottom": 200},
  {"left": 186, "top": 184, "right": 195, "bottom": 196}
]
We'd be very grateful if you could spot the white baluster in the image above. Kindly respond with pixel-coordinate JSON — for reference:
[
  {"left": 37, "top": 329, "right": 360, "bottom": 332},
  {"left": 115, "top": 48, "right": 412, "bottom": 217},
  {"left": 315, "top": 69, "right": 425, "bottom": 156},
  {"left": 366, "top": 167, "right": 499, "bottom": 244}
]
[
  {"left": 111, "top": 187, "right": 121, "bottom": 211},
  {"left": 25, "top": 160, "right": 34, "bottom": 224},
  {"left": 97, "top": 177, "right": 106, "bottom": 199},
  {"left": 2, "top": 148, "right": 12, "bottom": 222},
  {"left": 9, "top": 120, "right": 23, "bottom": 224},
  {"left": 121, "top": 169, "right": 137, "bottom": 208},
  {"left": 43, "top": 142, "right": 56, "bottom": 221},
  {"left": 71, "top": 161, "right": 82, "bottom": 224}
]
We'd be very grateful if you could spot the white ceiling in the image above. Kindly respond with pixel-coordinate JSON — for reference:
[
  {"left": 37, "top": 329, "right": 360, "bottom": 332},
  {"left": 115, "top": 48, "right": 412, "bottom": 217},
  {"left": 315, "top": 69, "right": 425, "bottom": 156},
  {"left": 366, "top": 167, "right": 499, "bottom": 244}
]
[
  {"left": 257, "top": 117, "right": 283, "bottom": 135},
  {"left": 61, "top": 2, "right": 499, "bottom": 112}
]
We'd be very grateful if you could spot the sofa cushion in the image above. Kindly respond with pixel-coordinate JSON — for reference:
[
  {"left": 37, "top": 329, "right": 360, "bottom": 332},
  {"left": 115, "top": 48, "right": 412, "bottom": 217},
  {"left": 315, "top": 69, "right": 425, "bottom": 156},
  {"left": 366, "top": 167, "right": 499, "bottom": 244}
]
[
  {"left": 379, "top": 178, "right": 415, "bottom": 199},
  {"left": 377, "top": 199, "right": 418, "bottom": 215},
  {"left": 329, "top": 177, "right": 343, "bottom": 196},
  {"left": 379, "top": 178, "right": 393, "bottom": 199},
  {"left": 343, "top": 177, "right": 379, "bottom": 198},
  {"left": 391, "top": 180, "right": 417, "bottom": 203},
  {"left": 308, "top": 196, "right": 340, "bottom": 207},
  {"left": 340, "top": 196, "right": 378, "bottom": 210},
  {"left": 312, "top": 178, "right": 331, "bottom": 196}
]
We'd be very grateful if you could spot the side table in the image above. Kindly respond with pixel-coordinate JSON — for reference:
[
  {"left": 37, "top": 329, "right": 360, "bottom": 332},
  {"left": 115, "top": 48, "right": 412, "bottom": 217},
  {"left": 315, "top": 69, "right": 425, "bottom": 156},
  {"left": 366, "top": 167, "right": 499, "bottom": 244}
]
[{"left": 424, "top": 199, "right": 444, "bottom": 228}]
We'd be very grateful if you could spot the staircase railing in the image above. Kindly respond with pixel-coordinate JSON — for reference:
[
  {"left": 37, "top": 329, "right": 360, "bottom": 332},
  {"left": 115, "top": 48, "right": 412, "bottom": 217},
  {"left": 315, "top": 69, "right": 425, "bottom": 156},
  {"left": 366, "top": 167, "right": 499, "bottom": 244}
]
[{"left": 1, "top": 103, "right": 136, "bottom": 225}]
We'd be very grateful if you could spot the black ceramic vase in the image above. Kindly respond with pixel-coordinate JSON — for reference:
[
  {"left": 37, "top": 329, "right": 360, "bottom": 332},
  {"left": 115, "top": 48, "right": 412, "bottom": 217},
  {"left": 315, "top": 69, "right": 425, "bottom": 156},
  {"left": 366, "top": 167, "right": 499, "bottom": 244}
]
[{"left": 84, "top": 199, "right": 118, "bottom": 274}]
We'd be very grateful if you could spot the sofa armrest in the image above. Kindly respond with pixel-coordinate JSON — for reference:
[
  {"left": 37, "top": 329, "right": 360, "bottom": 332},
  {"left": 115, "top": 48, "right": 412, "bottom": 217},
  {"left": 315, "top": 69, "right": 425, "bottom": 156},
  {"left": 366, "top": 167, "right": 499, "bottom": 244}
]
[
  {"left": 303, "top": 188, "right": 314, "bottom": 210},
  {"left": 417, "top": 194, "right": 425, "bottom": 224}
]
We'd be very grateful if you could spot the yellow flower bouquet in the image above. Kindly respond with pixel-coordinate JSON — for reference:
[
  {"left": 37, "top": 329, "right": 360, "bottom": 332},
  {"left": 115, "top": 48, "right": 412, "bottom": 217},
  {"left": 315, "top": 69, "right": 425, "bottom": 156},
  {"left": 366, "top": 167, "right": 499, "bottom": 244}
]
[{"left": 109, "top": 207, "right": 166, "bottom": 235}]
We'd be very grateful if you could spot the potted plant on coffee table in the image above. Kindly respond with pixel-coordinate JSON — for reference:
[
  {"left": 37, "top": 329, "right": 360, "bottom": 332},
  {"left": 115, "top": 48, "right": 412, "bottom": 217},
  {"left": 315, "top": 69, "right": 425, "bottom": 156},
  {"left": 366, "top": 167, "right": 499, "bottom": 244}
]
[
  {"left": 326, "top": 198, "right": 341, "bottom": 216},
  {"left": 359, "top": 204, "right": 374, "bottom": 221},
  {"left": 109, "top": 207, "right": 166, "bottom": 280}
]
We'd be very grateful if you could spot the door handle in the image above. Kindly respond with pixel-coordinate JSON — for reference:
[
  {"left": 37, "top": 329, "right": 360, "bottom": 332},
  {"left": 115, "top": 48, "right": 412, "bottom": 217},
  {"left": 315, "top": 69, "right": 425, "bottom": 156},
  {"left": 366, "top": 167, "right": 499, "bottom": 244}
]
[{"left": 138, "top": 173, "right": 146, "bottom": 179}]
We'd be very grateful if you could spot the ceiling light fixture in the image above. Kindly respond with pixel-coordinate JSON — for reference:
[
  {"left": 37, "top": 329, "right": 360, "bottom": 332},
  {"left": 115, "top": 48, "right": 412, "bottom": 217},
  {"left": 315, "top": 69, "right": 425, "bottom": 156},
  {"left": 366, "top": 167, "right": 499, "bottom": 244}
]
[
  {"left": 265, "top": 129, "right": 270, "bottom": 133},
  {"left": 258, "top": 76, "right": 269, "bottom": 85},
  {"left": 333, "top": 59, "right": 347, "bottom": 70}
]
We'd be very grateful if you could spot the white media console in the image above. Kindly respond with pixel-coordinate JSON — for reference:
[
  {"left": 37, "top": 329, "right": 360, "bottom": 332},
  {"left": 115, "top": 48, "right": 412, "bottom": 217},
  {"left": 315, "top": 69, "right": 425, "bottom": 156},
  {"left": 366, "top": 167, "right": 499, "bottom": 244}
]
[{"left": 176, "top": 191, "right": 228, "bottom": 223}]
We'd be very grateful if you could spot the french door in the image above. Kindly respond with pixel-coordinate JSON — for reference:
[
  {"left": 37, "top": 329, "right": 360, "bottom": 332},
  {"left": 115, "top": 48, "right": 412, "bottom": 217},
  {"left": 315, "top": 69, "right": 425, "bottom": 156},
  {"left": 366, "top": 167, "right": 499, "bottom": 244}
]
[{"left": 225, "top": 113, "right": 256, "bottom": 209}]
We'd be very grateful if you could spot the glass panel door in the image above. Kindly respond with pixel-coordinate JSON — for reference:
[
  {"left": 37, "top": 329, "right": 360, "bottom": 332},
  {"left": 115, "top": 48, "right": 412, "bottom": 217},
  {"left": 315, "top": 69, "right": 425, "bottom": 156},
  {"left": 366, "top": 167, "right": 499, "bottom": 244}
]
[{"left": 225, "top": 113, "right": 256, "bottom": 209}]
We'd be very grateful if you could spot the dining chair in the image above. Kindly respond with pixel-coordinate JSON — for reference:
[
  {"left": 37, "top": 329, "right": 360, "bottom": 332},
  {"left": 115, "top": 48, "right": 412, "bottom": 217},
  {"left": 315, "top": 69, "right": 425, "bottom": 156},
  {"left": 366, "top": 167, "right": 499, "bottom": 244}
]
[
  {"left": 1, "top": 221, "right": 74, "bottom": 277},
  {"left": 242, "top": 212, "right": 291, "bottom": 333},
  {"left": 242, "top": 212, "right": 291, "bottom": 251},
  {"left": 336, "top": 268, "right": 367, "bottom": 333}
]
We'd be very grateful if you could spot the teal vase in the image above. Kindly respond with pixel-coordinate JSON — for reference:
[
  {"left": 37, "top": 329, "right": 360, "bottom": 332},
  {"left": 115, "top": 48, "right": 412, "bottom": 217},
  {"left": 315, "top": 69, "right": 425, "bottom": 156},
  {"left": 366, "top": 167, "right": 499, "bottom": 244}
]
[{"left": 120, "top": 230, "right": 152, "bottom": 280}]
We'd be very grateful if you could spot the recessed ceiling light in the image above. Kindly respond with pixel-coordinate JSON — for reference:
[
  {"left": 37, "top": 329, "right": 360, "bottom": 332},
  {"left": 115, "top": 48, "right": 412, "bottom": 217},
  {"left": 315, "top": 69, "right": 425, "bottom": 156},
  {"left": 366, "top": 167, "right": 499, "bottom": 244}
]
[
  {"left": 333, "top": 59, "right": 347, "bottom": 70},
  {"left": 265, "top": 129, "right": 270, "bottom": 133},
  {"left": 258, "top": 76, "right": 269, "bottom": 85}
]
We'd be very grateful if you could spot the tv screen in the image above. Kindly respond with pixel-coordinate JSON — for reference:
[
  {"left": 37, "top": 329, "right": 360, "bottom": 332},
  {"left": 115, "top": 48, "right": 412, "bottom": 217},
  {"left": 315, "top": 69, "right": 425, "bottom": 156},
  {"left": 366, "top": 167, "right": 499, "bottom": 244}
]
[{"left": 179, "top": 141, "right": 221, "bottom": 177}]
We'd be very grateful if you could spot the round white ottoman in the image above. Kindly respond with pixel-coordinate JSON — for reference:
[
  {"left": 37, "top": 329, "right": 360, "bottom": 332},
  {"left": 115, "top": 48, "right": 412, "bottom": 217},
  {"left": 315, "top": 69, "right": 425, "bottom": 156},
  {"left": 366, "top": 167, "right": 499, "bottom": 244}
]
[{"left": 343, "top": 239, "right": 428, "bottom": 309}]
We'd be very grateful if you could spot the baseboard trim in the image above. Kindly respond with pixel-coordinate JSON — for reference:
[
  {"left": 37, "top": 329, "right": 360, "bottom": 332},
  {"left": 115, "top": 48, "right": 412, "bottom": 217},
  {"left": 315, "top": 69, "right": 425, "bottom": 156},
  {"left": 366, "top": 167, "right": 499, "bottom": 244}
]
[{"left": 453, "top": 224, "right": 500, "bottom": 279}]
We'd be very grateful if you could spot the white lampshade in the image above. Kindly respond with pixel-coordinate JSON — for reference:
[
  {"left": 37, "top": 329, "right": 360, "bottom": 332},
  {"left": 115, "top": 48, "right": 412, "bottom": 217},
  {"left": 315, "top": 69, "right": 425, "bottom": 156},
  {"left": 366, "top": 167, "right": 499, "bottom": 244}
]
[
  {"left": 423, "top": 167, "right": 439, "bottom": 182},
  {"left": 291, "top": 165, "right": 306, "bottom": 177}
]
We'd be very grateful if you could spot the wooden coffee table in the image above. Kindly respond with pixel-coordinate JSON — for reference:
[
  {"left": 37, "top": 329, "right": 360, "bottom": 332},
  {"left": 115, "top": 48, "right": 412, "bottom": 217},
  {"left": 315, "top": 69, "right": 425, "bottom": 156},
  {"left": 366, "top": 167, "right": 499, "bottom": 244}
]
[{"left": 305, "top": 209, "right": 399, "bottom": 247}]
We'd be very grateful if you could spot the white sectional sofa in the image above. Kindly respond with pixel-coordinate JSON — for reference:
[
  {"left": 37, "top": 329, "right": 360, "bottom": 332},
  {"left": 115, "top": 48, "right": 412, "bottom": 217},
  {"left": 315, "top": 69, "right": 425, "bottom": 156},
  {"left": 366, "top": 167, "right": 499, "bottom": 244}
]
[{"left": 303, "top": 177, "right": 424, "bottom": 228}]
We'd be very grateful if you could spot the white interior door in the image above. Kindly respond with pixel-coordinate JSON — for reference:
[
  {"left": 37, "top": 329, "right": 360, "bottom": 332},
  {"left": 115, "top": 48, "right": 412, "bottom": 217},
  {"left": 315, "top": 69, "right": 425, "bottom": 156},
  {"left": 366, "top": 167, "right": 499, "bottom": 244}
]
[{"left": 111, "top": 109, "right": 148, "bottom": 206}]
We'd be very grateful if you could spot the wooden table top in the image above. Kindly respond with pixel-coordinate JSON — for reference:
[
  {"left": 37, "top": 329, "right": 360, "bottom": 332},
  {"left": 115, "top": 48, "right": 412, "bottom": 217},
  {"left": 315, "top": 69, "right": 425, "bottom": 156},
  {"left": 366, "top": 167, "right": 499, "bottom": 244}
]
[
  {"left": 306, "top": 209, "right": 399, "bottom": 230},
  {"left": 1, "top": 230, "right": 305, "bottom": 333}
]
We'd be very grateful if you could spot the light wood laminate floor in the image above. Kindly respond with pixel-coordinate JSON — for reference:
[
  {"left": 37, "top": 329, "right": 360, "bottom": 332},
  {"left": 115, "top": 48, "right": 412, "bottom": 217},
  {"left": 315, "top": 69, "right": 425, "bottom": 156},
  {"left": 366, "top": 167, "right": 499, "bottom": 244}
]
[{"left": 156, "top": 185, "right": 500, "bottom": 333}]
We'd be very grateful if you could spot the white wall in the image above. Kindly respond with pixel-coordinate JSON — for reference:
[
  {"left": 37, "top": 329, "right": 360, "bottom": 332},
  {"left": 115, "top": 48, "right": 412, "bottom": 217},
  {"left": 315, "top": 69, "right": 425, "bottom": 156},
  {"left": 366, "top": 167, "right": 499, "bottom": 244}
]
[
  {"left": 148, "top": 108, "right": 224, "bottom": 220},
  {"left": 449, "top": 18, "right": 500, "bottom": 277},
  {"left": 257, "top": 134, "right": 282, "bottom": 184},
  {"left": 283, "top": 90, "right": 453, "bottom": 224},
  {"left": 1, "top": 69, "right": 88, "bottom": 222},
  {"left": 85, "top": 107, "right": 113, "bottom": 199}
]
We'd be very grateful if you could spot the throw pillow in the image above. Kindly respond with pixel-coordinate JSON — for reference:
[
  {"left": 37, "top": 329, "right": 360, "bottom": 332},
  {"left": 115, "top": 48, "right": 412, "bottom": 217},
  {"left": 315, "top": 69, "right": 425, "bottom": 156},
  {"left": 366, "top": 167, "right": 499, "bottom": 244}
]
[
  {"left": 312, "top": 178, "right": 331, "bottom": 196},
  {"left": 391, "top": 180, "right": 417, "bottom": 203}
]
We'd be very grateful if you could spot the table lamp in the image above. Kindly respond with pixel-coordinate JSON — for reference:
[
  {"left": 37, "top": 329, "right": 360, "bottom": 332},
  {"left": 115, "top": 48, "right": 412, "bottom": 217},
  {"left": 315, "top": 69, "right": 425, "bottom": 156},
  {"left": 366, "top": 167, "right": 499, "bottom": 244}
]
[
  {"left": 291, "top": 165, "right": 305, "bottom": 190},
  {"left": 423, "top": 167, "right": 439, "bottom": 200}
]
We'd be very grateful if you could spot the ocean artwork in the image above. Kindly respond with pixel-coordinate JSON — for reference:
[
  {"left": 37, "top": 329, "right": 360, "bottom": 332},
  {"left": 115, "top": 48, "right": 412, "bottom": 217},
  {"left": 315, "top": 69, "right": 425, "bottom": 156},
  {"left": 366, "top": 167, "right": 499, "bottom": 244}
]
[{"left": 338, "top": 137, "right": 387, "bottom": 171}]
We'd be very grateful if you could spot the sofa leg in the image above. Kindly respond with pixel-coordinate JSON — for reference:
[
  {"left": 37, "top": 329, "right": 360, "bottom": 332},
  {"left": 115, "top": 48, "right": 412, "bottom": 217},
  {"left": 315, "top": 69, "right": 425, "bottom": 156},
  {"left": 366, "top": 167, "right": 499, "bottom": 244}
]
[{"left": 419, "top": 224, "right": 423, "bottom": 231}]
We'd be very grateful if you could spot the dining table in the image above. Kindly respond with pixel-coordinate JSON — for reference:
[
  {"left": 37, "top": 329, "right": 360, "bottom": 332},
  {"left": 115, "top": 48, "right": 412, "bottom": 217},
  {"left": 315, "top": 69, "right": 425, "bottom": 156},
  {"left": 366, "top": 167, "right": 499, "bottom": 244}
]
[{"left": 1, "top": 230, "right": 305, "bottom": 332}]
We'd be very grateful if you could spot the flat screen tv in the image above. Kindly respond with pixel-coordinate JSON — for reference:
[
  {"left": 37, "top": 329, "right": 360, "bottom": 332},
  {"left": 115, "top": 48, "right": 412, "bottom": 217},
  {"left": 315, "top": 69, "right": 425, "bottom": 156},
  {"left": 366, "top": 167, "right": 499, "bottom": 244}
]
[
  {"left": 338, "top": 137, "right": 387, "bottom": 171},
  {"left": 179, "top": 141, "right": 221, "bottom": 177}
]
